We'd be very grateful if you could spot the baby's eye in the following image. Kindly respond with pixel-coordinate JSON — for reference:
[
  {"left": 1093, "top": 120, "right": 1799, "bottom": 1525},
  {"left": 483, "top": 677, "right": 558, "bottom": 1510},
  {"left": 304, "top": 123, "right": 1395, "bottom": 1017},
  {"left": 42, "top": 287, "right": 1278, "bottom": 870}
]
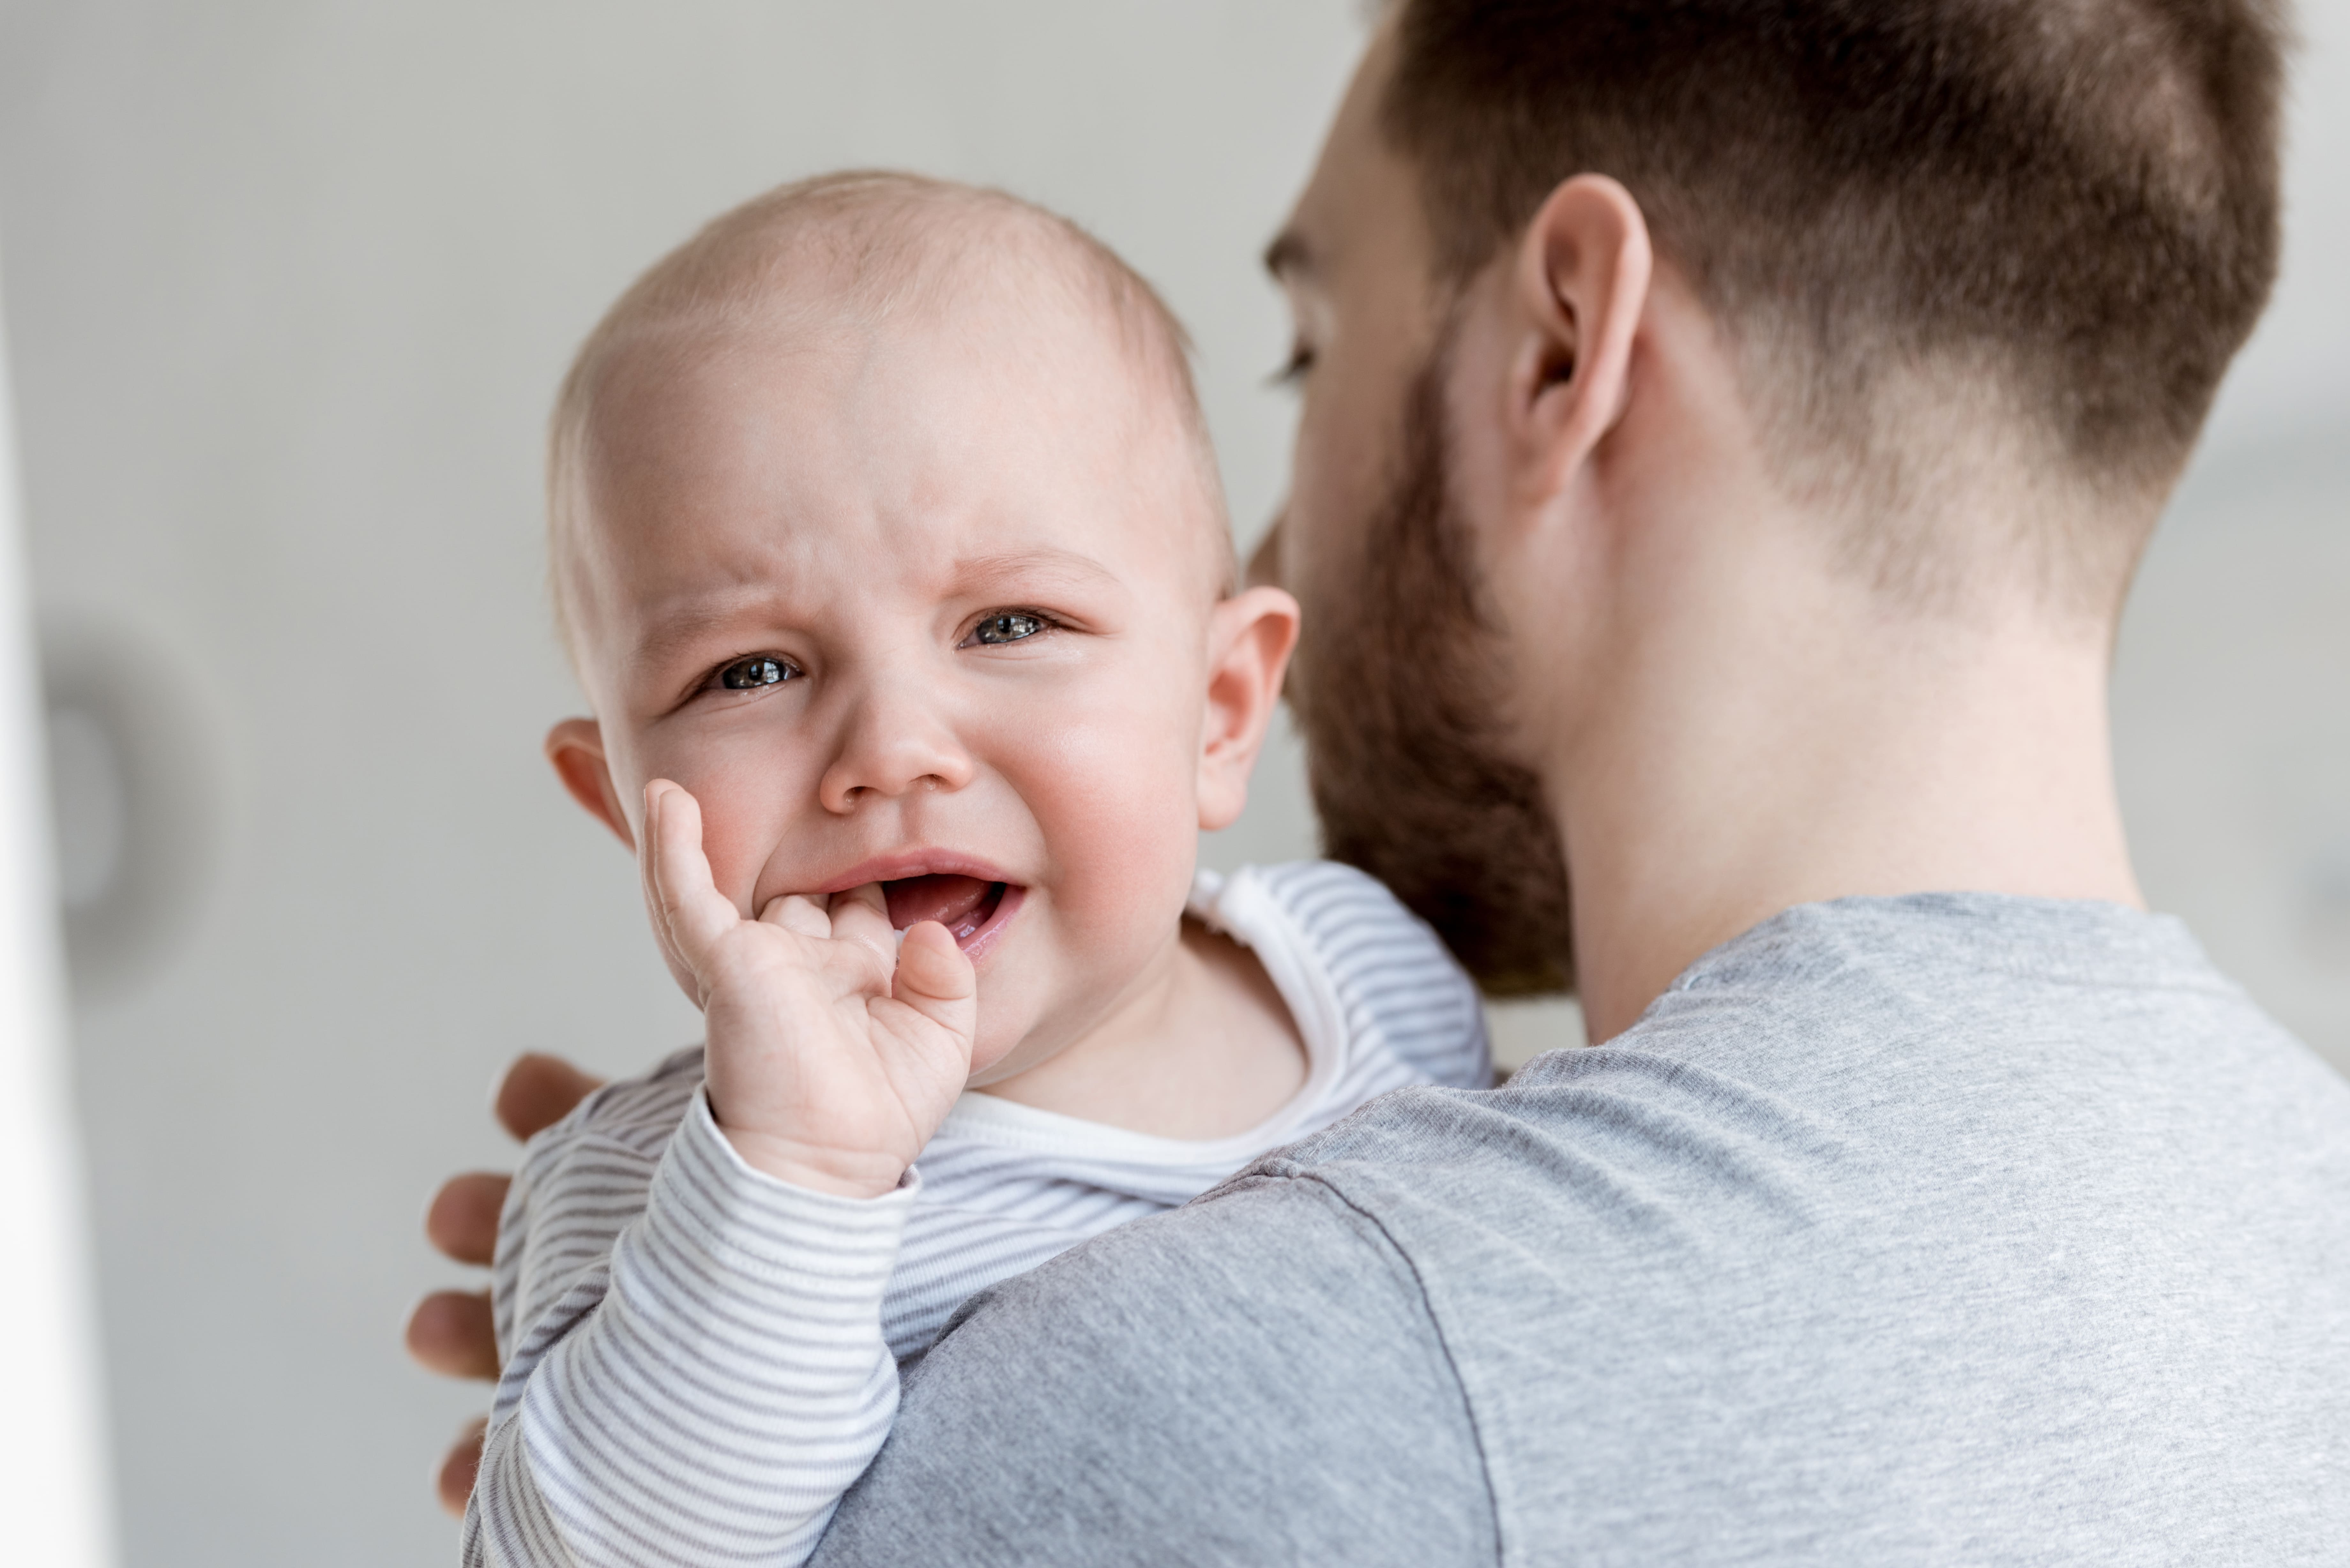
[
  {"left": 967, "top": 613, "right": 1049, "bottom": 647},
  {"left": 716, "top": 655, "right": 798, "bottom": 690}
]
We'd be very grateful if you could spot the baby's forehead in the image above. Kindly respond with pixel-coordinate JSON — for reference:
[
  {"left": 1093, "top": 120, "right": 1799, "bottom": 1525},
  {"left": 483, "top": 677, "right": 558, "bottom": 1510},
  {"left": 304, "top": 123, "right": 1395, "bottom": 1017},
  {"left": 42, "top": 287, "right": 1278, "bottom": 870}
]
[
  {"left": 605, "top": 248, "right": 1179, "bottom": 443},
  {"left": 558, "top": 332, "right": 1224, "bottom": 664},
  {"left": 557, "top": 414, "right": 1227, "bottom": 694},
  {"left": 574, "top": 285, "right": 1208, "bottom": 549}
]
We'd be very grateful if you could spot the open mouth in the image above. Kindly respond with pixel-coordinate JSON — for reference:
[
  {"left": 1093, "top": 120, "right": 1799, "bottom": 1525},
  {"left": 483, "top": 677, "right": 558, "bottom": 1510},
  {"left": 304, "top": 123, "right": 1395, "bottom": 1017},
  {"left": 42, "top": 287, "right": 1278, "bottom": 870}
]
[{"left": 881, "top": 873, "right": 1021, "bottom": 956}]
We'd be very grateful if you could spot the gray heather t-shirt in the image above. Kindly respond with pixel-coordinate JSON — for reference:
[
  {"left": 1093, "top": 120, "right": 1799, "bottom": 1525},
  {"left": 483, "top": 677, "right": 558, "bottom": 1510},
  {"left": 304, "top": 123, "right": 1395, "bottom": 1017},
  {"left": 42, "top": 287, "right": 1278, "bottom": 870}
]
[{"left": 810, "top": 894, "right": 2350, "bottom": 1565}]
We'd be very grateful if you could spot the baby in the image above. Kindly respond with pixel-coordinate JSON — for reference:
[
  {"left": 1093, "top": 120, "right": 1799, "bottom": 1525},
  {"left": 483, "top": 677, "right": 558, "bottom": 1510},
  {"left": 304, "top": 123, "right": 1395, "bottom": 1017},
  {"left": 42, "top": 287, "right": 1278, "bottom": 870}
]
[{"left": 464, "top": 172, "right": 1487, "bottom": 1568}]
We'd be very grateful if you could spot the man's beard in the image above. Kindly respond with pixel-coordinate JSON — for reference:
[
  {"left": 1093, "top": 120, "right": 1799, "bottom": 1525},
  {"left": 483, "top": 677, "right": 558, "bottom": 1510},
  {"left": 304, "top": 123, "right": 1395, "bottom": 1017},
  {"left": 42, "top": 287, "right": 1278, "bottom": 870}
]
[{"left": 1285, "top": 350, "right": 1575, "bottom": 996}]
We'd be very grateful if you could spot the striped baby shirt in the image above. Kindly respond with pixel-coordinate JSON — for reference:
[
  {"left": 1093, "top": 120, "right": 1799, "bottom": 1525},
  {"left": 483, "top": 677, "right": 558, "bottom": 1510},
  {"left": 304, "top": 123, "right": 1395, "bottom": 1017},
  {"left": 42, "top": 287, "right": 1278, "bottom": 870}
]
[{"left": 463, "top": 860, "right": 1490, "bottom": 1568}]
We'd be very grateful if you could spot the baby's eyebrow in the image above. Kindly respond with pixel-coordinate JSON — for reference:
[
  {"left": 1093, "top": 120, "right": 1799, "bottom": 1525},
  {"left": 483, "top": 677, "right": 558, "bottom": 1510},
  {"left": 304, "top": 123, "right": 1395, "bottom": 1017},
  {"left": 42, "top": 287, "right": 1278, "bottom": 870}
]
[
  {"left": 622, "top": 550, "right": 1122, "bottom": 680},
  {"left": 624, "top": 592, "right": 778, "bottom": 681},
  {"left": 951, "top": 547, "right": 1123, "bottom": 599}
]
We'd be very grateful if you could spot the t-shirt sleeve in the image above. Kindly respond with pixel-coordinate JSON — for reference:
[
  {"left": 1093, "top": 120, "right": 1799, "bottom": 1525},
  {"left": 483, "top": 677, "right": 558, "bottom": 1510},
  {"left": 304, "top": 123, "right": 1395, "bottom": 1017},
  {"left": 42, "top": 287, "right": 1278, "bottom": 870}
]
[{"left": 806, "top": 1172, "right": 1498, "bottom": 1568}]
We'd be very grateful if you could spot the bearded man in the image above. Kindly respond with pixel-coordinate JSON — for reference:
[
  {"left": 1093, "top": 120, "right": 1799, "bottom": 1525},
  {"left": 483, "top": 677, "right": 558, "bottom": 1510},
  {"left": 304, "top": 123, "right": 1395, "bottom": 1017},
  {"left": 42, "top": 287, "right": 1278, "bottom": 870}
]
[{"left": 413, "top": 1, "right": 2350, "bottom": 1558}]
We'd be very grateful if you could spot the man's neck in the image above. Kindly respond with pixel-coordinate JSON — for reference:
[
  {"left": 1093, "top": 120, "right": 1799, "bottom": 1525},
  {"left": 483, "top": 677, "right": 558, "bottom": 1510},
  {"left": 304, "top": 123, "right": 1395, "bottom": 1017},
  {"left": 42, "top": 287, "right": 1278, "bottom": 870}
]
[{"left": 1547, "top": 524, "right": 2143, "bottom": 1044}]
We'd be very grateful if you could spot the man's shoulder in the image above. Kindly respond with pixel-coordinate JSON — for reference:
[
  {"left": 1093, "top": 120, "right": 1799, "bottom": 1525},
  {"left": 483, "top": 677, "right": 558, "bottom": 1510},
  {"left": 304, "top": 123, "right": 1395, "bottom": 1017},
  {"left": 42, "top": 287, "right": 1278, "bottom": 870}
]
[
  {"left": 815, "top": 1171, "right": 1497, "bottom": 1567},
  {"left": 1248, "top": 893, "right": 2350, "bottom": 1558},
  {"left": 1266, "top": 890, "right": 2350, "bottom": 1266},
  {"left": 826, "top": 893, "right": 2350, "bottom": 1562}
]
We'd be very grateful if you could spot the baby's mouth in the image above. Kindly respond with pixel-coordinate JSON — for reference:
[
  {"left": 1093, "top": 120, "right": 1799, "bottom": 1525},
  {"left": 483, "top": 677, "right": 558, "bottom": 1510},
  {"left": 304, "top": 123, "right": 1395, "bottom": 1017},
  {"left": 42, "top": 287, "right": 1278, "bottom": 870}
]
[{"left": 882, "top": 874, "right": 1013, "bottom": 950}]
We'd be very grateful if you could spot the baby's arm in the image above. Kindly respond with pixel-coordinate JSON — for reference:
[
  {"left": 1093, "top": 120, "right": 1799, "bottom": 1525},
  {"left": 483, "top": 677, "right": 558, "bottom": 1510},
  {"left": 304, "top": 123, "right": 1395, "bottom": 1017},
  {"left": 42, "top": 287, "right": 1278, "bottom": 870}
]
[
  {"left": 464, "top": 1098, "right": 919, "bottom": 1568},
  {"left": 463, "top": 782, "right": 975, "bottom": 1568},
  {"left": 487, "top": 1061, "right": 693, "bottom": 1375}
]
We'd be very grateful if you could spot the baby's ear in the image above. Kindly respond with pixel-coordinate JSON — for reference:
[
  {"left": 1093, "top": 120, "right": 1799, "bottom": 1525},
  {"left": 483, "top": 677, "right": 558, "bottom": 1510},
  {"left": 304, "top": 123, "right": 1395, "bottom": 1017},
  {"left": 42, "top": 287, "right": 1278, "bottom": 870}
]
[
  {"left": 544, "top": 718, "right": 635, "bottom": 850},
  {"left": 1197, "top": 587, "right": 1302, "bottom": 832}
]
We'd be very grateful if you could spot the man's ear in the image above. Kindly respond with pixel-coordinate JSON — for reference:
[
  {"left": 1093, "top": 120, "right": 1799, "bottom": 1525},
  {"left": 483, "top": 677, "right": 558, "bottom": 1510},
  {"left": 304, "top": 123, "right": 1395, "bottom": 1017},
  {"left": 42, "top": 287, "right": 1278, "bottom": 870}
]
[
  {"left": 1196, "top": 586, "right": 1302, "bottom": 832},
  {"left": 1507, "top": 174, "right": 1654, "bottom": 503},
  {"left": 544, "top": 717, "right": 636, "bottom": 851}
]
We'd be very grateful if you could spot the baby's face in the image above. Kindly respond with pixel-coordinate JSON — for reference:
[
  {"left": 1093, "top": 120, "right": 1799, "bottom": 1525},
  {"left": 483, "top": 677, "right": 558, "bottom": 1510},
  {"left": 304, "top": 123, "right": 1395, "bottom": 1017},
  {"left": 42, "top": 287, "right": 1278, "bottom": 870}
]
[{"left": 560, "top": 282, "right": 1261, "bottom": 1082}]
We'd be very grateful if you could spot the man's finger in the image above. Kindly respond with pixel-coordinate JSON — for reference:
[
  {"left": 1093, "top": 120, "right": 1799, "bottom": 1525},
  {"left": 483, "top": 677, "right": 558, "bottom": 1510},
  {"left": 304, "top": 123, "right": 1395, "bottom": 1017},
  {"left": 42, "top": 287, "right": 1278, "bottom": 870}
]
[
  {"left": 425, "top": 1172, "right": 511, "bottom": 1266},
  {"left": 405, "top": 1289, "right": 500, "bottom": 1381},
  {"left": 436, "top": 1415, "right": 488, "bottom": 1519},
  {"left": 493, "top": 1053, "right": 605, "bottom": 1143}
]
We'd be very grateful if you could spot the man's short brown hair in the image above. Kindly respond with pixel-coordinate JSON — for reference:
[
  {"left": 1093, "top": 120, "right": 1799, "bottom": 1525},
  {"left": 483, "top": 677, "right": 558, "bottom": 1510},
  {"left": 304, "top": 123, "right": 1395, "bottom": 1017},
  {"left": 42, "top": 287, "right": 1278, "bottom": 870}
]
[{"left": 1383, "top": 0, "right": 2288, "bottom": 609}]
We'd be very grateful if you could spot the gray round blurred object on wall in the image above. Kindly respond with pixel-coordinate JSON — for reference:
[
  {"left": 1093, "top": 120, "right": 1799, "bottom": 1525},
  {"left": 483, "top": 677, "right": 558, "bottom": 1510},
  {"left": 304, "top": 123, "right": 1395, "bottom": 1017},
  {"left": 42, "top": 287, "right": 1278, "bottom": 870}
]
[
  {"left": 40, "top": 615, "right": 214, "bottom": 997},
  {"left": 2113, "top": 424, "right": 2350, "bottom": 1075}
]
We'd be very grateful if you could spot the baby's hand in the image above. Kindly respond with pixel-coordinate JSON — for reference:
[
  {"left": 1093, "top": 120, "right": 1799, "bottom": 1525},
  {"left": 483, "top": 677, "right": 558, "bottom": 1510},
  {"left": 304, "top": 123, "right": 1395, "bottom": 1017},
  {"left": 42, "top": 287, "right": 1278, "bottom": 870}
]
[{"left": 641, "top": 780, "right": 977, "bottom": 1199}]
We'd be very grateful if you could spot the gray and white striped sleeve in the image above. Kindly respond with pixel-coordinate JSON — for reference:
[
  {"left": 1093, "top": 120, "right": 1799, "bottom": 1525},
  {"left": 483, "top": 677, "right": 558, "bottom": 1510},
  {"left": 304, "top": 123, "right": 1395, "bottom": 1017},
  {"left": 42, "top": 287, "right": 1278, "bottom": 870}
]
[
  {"left": 463, "top": 1089, "right": 918, "bottom": 1568},
  {"left": 1252, "top": 861, "right": 1491, "bottom": 1092},
  {"left": 490, "top": 1052, "right": 703, "bottom": 1371}
]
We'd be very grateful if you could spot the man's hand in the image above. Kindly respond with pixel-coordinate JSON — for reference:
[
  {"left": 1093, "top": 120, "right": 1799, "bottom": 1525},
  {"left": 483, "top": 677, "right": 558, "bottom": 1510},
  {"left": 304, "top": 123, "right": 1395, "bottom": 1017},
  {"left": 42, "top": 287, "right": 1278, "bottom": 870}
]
[
  {"left": 406, "top": 1052, "right": 605, "bottom": 1517},
  {"left": 642, "top": 779, "right": 977, "bottom": 1199}
]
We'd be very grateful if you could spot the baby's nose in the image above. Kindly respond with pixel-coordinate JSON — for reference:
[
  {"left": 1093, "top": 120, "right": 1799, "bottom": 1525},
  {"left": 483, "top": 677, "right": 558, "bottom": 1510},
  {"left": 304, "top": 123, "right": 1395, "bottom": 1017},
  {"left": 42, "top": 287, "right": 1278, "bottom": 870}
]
[{"left": 816, "top": 690, "right": 975, "bottom": 811}]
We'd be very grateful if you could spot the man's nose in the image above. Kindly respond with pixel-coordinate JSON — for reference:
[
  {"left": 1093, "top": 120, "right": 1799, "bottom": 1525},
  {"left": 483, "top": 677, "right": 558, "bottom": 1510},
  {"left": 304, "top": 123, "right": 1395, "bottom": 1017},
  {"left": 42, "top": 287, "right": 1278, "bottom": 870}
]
[
  {"left": 816, "top": 677, "right": 977, "bottom": 813},
  {"left": 1246, "top": 508, "right": 1288, "bottom": 591}
]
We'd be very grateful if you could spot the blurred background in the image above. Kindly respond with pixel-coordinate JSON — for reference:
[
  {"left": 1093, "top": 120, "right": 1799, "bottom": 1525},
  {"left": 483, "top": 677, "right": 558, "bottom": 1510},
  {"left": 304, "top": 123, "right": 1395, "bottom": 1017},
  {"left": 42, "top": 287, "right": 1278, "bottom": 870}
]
[{"left": 0, "top": 3, "right": 2342, "bottom": 1564}]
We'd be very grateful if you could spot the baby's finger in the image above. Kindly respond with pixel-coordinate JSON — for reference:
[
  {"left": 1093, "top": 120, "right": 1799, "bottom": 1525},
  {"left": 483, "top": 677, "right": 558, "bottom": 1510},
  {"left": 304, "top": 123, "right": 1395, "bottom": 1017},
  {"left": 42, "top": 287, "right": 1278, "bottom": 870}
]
[
  {"left": 758, "top": 893, "right": 831, "bottom": 940},
  {"left": 827, "top": 883, "right": 898, "bottom": 969},
  {"left": 643, "top": 783, "right": 739, "bottom": 973},
  {"left": 892, "top": 921, "right": 978, "bottom": 1037}
]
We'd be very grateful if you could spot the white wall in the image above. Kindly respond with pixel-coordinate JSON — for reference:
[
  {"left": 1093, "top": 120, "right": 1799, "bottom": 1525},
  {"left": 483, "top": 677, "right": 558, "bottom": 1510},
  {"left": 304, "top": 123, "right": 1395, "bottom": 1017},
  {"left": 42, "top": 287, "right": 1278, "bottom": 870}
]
[
  {"left": 0, "top": 247, "right": 114, "bottom": 1568},
  {"left": 0, "top": 4, "right": 2342, "bottom": 1565}
]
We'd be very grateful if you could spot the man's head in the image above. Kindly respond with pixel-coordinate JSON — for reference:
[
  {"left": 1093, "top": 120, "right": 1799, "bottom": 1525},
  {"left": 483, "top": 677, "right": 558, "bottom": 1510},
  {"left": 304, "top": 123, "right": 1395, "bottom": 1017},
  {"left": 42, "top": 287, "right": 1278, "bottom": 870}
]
[
  {"left": 1262, "top": 0, "right": 2286, "bottom": 991},
  {"left": 1381, "top": 0, "right": 2285, "bottom": 609},
  {"left": 543, "top": 173, "right": 1298, "bottom": 1081}
]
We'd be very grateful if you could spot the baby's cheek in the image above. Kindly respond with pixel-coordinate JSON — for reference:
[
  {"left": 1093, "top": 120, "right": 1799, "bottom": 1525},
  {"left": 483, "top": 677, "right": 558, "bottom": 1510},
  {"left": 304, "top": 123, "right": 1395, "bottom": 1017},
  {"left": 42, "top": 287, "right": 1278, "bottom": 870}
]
[
  {"left": 694, "top": 810, "right": 770, "bottom": 910},
  {"left": 651, "top": 746, "right": 802, "bottom": 911},
  {"left": 1016, "top": 694, "right": 1202, "bottom": 928},
  {"left": 957, "top": 685, "right": 1203, "bottom": 1083}
]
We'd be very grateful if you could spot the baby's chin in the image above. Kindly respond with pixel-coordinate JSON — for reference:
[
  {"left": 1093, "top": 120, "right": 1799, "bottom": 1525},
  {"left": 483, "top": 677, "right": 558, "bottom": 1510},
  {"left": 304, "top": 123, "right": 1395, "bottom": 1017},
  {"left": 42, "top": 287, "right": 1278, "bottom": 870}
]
[
  {"left": 961, "top": 1006, "right": 1059, "bottom": 1090},
  {"left": 954, "top": 959, "right": 1090, "bottom": 1091},
  {"left": 901, "top": 880, "right": 1045, "bottom": 1086},
  {"left": 919, "top": 865, "right": 1197, "bottom": 1093}
]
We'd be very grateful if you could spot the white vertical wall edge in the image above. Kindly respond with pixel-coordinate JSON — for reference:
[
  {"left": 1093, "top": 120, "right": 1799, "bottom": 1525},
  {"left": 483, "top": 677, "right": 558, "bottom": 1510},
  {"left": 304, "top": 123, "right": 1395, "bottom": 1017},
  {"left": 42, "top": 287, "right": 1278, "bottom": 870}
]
[{"left": 0, "top": 250, "right": 117, "bottom": 1566}]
